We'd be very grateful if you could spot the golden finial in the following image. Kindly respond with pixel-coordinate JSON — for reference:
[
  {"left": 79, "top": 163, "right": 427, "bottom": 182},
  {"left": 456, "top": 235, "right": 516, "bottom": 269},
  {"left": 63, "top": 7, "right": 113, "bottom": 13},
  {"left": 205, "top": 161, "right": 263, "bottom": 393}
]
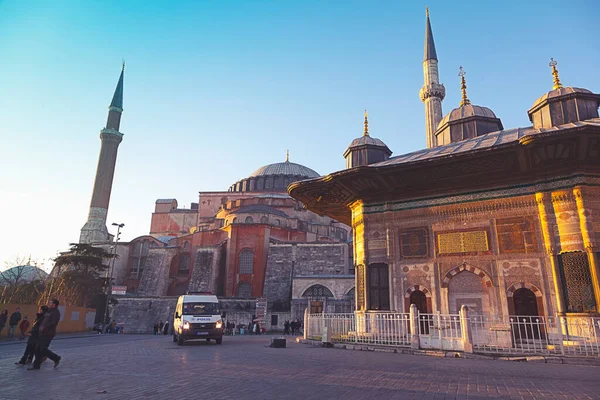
[
  {"left": 286, "top": 149, "right": 289, "bottom": 162},
  {"left": 425, "top": 6, "right": 429, "bottom": 17},
  {"left": 458, "top": 66, "right": 471, "bottom": 107},
  {"left": 549, "top": 58, "right": 563, "bottom": 90},
  {"left": 363, "top": 109, "right": 369, "bottom": 136}
]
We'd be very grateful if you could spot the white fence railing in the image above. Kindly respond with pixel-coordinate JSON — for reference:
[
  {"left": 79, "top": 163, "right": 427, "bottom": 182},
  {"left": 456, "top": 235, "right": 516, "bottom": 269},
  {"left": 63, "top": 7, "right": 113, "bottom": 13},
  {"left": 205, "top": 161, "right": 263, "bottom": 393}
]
[{"left": 306, "top": 309, "right": 600, "bottom": 357}]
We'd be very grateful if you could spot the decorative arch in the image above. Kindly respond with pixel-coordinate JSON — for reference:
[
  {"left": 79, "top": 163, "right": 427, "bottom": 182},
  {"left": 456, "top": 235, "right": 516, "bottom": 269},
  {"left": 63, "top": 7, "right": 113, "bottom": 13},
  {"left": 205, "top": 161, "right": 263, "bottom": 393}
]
[
  {"left": 441, "top": 263, "right": 493, "bottom": 288},
  {"left": 260, "top": 216, "right": 268, "bottom": 224},
  {"left": 245, "top": 216, "right": 254, "bottom": 224},
  {"left": 506, "top": 282, "right": 543, "bottom": 298},
  {"left": 346, "top": 287, "right": 355, "bottom": 296},
  {"left": 301, "top": 284, "right": 334, "bottom": 298},
  {"left": 404, "top": 285, "right": 432, "bottom": 298}
]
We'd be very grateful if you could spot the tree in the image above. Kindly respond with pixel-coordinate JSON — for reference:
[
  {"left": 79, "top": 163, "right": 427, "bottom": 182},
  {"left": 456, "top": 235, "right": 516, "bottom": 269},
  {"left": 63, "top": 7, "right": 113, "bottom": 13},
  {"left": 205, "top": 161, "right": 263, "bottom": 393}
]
[
  {"left": 0, "top": 255, "right": 48, "bottom": 304},
  {"left": 44, "top": 243, "right": 116, "bottom": 309}
]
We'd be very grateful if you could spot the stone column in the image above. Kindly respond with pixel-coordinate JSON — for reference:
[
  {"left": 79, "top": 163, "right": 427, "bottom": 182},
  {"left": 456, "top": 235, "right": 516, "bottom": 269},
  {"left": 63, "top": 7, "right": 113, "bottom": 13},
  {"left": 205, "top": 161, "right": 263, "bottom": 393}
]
[
  {"left": 409, "top": 304, "right": 420, "bottom": 349},
  {"left": 460, "top": 305, "right": 473, "bottom": 353},
  {"left": 574, "top": 187, "right": 600, "bottom": 310},
  {"left": 536, "top": 192, "right": 566, "bottom": 314},
  {"left": 303, "top": 307, "right": 309, "bottom": 340}
]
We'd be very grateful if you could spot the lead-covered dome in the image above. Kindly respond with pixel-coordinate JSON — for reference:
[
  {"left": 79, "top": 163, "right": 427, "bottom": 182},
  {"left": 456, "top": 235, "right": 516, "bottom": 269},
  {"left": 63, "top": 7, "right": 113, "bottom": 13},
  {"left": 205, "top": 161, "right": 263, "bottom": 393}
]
[
  {"left": 249, "top": 161, "right": 319, "bottom": 179},
  {"left": 229, "top": 159, "right": 320, "bottom": 193}
]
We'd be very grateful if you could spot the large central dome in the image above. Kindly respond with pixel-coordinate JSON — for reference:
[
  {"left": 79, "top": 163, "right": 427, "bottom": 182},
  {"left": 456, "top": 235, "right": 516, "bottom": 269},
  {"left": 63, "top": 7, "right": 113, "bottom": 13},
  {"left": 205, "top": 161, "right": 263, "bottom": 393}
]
[
  {"left": 229, "top": 160, "right": 320, "bottom": 193},
  {"left": 249, "top": 161, "right": 319, "bottom": 179}
]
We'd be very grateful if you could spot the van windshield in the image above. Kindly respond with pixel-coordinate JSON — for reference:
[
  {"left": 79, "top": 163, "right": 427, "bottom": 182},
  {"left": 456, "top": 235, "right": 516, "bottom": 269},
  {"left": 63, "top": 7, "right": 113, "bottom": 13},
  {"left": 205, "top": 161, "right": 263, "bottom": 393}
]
[{"left": 182, "top": 302, "right": 220, "bottom": 315}]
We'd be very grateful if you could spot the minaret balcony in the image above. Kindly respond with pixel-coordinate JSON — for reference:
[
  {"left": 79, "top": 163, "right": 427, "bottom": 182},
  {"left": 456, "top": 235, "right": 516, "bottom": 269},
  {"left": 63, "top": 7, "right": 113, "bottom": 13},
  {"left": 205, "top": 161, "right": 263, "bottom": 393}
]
[{"left": 420, "top": 83, "right": 446, "bottom": 101}]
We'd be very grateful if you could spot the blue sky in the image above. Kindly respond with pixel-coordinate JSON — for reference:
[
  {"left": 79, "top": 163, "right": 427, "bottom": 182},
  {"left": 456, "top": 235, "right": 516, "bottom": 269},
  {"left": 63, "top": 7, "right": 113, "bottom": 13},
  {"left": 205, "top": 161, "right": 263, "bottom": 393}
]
[{"left": 0, "top": 0, "right": 598, "bottom": 270}]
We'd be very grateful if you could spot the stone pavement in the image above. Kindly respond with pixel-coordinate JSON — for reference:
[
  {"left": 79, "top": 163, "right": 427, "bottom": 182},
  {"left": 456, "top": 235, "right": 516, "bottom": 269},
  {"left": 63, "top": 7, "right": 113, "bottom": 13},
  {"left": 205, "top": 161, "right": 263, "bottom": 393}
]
[{"left": 1, "top": 334, "right": 599, "bottom": 400}]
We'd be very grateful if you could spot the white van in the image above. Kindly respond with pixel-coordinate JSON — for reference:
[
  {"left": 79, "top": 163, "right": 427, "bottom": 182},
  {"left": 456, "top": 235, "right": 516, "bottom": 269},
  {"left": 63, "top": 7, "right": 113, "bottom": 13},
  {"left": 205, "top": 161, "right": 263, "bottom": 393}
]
[{"left": 173, "top": 293, "right": 223, "bottom": 345}]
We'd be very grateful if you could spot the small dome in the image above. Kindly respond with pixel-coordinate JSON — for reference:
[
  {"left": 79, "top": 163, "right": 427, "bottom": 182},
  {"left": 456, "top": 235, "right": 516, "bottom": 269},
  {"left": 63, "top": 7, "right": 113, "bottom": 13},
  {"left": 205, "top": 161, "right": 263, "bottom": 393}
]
[
  {"left": 248, "top": 161, "right": 319, "bottom": 179},
  {"left": 531, "top": 87, "right": 595, "bottom": 109},
  {"left": 437, "top": 104, "right": 499, "bottom": 130},
  {"left": 347, "top": 135, "right": 389, "bottom": 148}
]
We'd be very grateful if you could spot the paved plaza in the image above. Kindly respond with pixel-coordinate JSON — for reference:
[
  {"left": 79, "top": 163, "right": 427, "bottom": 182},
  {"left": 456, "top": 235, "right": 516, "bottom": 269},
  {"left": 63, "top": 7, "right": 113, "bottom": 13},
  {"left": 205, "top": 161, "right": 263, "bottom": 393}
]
[{"left": 1, "top": 334, "right": 599, "bottom": 400}]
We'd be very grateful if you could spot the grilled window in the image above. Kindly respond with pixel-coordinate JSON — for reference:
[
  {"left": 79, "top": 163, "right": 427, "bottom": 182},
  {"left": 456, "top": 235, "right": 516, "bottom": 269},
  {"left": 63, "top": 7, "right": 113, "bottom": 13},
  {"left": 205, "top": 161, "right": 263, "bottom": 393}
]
[
  {"left": 237, "top": 282, "right": 252, "bottom": 298},
  {"left": 558, "top": 252, "right": 597, "bottom": 313},
  {"left": 130, "top": 240, "right": 150, "bottom": 279},
  {"left": 239, "top": 249, "right": 254, "bottom": 274},
  {"left": 302, "top": 284, "right": 333, "bottom": 298}
]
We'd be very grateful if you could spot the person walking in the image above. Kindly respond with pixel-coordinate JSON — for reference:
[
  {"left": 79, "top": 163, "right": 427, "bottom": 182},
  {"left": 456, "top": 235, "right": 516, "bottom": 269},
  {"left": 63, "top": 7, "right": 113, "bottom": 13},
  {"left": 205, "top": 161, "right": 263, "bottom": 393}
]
[
  {"left": 162, "top": 320, "right": 169, "bottom": 335},
  {"left": 15, "top": 306, "right": 48, "bottom": 365},
  {"left": 158, "top": 320, "right": 164, "bottom": 335},
  {"left": 0, "top": 310, "right": 8, "bottom": 337},
  {"left": 283, "top": 320, "right": 290, "bottom": 335},
  {"left": 28, "top": 299, "right": 62, "bottom": 370},
  {"left": 7, "top": 308, "right": 21, "bottom": 339},
  {"left": 18, "top": 316, "right": 30, "bottom": 340},
  {"left": 153, "top": 322, "right": 159, "bottom": 335}
]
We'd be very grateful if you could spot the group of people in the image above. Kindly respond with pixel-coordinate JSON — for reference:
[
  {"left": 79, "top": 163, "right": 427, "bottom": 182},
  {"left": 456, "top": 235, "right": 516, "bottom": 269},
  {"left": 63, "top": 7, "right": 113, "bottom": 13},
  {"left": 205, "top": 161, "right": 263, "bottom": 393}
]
[
  {"left": 92, "top": 320, "right": 123, "bottom": 334},
  {"left": 14, "top": 299, "right": 62, "bottom": 370},
  {"left": 153, "top": 320, "right": 170, "bottom": 335},
  {"left": 283, "top": 319, "right": 302, "bottom": 335},
  {"left": 0, "top": 307, "right": 31, "bottom": 340}
]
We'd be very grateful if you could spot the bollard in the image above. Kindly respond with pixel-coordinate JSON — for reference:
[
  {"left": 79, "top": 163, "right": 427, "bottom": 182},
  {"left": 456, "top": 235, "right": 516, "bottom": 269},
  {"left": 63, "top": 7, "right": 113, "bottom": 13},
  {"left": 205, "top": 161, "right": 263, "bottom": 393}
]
[
  {"left": 460, "top": 305, "right": 473, "bottom": 353},
  {"left": 409, "top": 304, "right": 420, "bottom": 350}
]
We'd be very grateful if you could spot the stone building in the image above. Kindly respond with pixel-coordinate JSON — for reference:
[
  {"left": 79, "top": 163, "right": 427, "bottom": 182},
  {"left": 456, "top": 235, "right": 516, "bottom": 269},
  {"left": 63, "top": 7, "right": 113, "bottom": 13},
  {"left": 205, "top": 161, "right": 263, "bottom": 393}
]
[
  {"left": 73, "top": 71, "right": 355, "bottom": 330},
  {"left": 289, "top": 11, "right": 600, "bottom": 320}
]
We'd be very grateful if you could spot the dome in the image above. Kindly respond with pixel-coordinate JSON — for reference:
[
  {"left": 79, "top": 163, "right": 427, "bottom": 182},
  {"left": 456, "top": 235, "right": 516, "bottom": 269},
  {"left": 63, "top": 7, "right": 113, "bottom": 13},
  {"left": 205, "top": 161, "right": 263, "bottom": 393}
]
[
  {"left": 437, "top": 104, "right": 499, "bottom": 129},
  {"left": 530, "top": 87, "right": 595, "bottom": 109},
  {"left": 248, "top": 161, "right": 319, "bottom": 179},
  {"left": 228, "top": 160, "right": 320, "bottom": 193},
  {"left": 0, "top": 265, "right": 48, "bottom": 284},
  {"left": 346, "top": 135, "right": 389, "bottom": 148}
]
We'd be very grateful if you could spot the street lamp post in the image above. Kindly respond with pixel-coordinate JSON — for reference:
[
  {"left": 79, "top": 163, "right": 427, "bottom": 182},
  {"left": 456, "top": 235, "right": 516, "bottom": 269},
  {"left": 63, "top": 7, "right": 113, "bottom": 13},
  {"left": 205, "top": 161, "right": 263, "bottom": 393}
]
[{"left": 104, "top": 222, "right": 124, "bottom": 326}]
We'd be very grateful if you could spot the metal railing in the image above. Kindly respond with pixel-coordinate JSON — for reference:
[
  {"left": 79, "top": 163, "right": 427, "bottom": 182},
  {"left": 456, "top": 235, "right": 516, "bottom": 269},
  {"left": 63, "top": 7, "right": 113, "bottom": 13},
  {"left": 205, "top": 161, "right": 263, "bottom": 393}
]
[{"left": 306, "top": 311, "right": 600, "bottom": 357}]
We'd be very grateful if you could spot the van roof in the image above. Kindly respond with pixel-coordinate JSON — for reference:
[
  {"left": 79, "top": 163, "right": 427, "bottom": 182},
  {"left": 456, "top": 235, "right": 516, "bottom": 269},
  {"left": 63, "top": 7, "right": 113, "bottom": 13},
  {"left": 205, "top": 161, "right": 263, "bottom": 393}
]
[{"left": 179, "top": 294, "right": 218, "bottom": 303}]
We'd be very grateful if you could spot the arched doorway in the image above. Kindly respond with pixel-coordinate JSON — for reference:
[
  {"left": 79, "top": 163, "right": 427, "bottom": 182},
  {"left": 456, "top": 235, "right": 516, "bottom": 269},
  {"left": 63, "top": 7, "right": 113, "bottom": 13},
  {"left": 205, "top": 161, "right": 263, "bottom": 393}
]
[
  {"left": 513, "top": 288, "right": 539, "bottom": 317},
  {"left": 512, "top": 288, "right": 544, "bottom": 341},
  {"left": 410, "top": 290, "right": 428, "bottom": 313}
]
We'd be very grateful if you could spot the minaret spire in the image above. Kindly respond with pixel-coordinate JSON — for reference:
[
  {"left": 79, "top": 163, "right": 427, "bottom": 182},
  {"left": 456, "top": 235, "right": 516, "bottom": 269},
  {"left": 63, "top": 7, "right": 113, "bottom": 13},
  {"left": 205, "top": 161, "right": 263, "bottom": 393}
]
[
  {"left": 80, "top": 65, "right": 126, "bottom": 244},
  {"left": 419, "top": 7, "right": 445, "bottom": 148}
]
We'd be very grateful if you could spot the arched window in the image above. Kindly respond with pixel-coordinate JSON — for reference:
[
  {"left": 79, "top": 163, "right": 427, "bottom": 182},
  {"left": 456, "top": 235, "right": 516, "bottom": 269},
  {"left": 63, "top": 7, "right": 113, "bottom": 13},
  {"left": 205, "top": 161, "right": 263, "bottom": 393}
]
[
  {"left": 239, "top": 249, "right": 254, "bottom": 274},
  {"left": 260, "top": 216, "right": 268, "bottom": 224},
  {"left": 129, "top": 240, "right": 150, "bottom": 279},
  {"left": 302, "top": 284, "right": 334, "bottom": 298},
  {"left": 178, "top": 253, "right": 191, "bottom": 276},
  {"left": 275, "top": 219, "right": 280, "bottom": 226},
  {"left": 183, "top": 241, "right": 189, "bottom": 250},
  {"left": 237, "top": 282, "right": 252, "bottom": 298},
  {"left": 245, "top": 216, "right": 254, "bottom": 224}
]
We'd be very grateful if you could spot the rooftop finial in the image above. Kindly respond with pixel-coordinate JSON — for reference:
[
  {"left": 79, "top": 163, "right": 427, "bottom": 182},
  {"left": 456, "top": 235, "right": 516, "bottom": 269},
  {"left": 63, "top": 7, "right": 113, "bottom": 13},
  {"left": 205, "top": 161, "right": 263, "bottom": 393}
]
[
  {"left": 458, "top": 66, "right": 471, "bottom": 107},
  {"left": 286, "top": 149, "right": 289, "bottom": 162},
  {"left": 426, "top": 6, "right": 429, "bottom": 17},
  {"left": 363, "top": 109, "right": 369, "bottom": 136},
  {"left": 549, "top": 58, "right": 563, "bottom": 90}
]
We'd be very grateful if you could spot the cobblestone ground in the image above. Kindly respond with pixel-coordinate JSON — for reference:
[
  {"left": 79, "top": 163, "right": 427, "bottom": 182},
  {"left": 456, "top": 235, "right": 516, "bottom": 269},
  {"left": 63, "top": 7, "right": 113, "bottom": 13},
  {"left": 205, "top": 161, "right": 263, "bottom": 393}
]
[{"left": 1, "top": 334, "right": 600, "bottom": 400}]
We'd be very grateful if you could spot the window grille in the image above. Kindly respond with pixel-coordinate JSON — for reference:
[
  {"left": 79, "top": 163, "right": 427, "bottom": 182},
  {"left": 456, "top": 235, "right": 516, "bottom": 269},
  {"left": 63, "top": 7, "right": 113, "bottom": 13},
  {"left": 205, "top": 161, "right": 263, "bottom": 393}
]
[
  {"left": 237, "top": 282, "right": 252, "bottom": 298},
  {"left": 302, "top": 284, "right": 333, "bottom": 298},
  {"left": 558, "top": 252, "right": 597, "bottom": 313},
  {"left": 239, "top": 250, "right": 254, "bottom": 274}
]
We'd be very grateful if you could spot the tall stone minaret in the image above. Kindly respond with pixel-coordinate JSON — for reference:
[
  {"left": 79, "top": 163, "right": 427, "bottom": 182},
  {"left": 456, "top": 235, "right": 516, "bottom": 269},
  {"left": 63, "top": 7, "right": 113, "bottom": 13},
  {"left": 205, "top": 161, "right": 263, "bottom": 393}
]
[
  {"left": 80, "top": 65, "right": 125, "bottom": 244},
  {"left": 419, "top": 7, "right": 445, "bottom": 148}
]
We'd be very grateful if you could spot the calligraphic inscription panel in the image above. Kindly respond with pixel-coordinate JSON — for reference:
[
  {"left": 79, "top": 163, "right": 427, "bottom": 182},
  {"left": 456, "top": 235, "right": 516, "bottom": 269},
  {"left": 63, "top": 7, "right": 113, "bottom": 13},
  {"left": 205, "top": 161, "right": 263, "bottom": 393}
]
[{"left": 438, "top": 231, "right": 489, "bottom": 255}]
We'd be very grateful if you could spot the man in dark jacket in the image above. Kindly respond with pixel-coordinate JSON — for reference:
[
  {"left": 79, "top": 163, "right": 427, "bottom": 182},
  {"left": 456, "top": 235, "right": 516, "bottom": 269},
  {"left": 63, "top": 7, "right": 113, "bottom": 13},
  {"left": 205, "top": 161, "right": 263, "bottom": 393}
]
[
  {"left": 28, "top": 299, "right": 62, "bottom": 370},
  {"left": 15, "top": 306, "right": 48, "bottom": 365},
  {"left": 7, "top": 307, "right": 21, "bottom": 339}
]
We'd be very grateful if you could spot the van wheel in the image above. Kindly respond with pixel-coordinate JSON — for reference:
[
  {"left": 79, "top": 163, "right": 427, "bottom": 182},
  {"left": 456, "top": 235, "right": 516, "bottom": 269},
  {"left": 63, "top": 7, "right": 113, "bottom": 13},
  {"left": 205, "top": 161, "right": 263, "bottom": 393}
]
[
  {"left": 216, "top": 337, "right": 222, "bottom": 344},
  {"left": 172, "top": 333, "right": 177, "bottom": 342},
  {"left": 177, "top": 334, "right": 184, "bottom": 346}
]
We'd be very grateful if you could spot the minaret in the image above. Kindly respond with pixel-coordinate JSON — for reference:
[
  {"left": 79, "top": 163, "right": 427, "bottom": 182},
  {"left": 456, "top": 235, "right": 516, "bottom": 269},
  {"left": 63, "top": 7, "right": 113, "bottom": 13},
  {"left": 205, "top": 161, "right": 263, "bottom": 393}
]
[
  {"left": 419, "top": 7, "right": 445, "bottom": 148},
  {"left": 80, "top": 64, "right": 125, "bottom": 244}
]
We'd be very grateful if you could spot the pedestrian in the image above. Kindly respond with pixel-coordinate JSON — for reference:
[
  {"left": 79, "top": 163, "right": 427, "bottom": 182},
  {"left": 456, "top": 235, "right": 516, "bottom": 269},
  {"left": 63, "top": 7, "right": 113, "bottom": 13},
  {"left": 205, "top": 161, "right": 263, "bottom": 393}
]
[
  {"left": 15, "top": 306, "right": 48, "bottom": 365},
  {"left": 110, "top": 320, "right": 117, "bottom": 333},
  {"left": 28, "top": 299, "right": 62, "bottom": 370},
  {"left": 93, "top": 322, "right": 103, "bottom": 334},
  {"left": 254, "top": 321, "right": 261, "bottom": 335},
  {"left": 158, "top": 320, "right": 164, "bottom": 335},
  {"left": 19, "top": 317, "right": 30, "bottom": 340},
  {"left": 163, "top": 320, "right": 169, "bottom": 335},
  {"left": 283, "top": 320, "right": 290, "bottom": 335},
  {"left": 7, "top": 307, "right": 21, "bottom": 339},
  {"left": 153, "top": 322, "right": 159, "bottom": 335},
  {"left": 247, "top": 322, "right": 253, "bottom": 335},
  {"left": 0, "top": 310, "right": 8, "bottom": 337}
]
